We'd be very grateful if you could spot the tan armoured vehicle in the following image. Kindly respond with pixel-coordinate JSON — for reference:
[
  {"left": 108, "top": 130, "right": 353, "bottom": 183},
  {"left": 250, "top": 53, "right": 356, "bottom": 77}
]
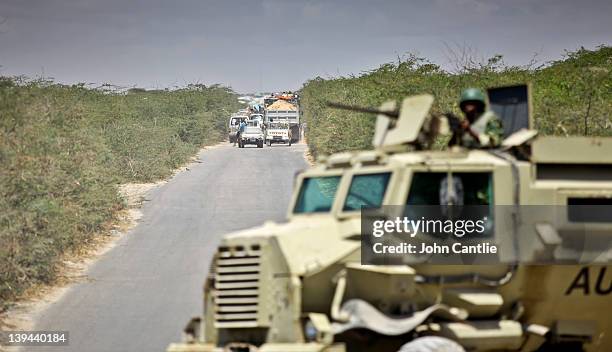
[{"left": 169, "top": 85, "right": 612, "bottom": 352}]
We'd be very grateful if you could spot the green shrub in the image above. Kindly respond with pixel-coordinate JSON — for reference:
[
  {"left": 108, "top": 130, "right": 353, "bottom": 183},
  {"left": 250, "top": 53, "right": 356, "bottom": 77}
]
[
  {"left": 0, "top": 79, "right": 240, "bottom": 309},
  {"left": 301, "top": 46, "right": 612, "bottom": 157}
]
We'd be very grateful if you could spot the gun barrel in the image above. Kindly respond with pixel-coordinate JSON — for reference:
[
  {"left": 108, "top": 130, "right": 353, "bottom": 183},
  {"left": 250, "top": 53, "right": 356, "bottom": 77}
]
[{"left": 326, "top": 102, "right": 399, "bottom": 118}]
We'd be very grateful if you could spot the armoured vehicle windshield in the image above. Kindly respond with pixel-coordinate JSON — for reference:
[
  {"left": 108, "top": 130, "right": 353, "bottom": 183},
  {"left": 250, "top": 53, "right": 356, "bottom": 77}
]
[
  {"left": 293, "top": 175, "right": 341, "bottom": 214},
  {"left": 343, "top": 172, "right": 391, "bottom": 211}
]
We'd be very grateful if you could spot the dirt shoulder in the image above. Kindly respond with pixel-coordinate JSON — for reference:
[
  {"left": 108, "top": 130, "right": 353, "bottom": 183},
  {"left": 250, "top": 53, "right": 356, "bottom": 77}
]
[
  {"left": 301, "top": 137, "right": 316, "bottom": 166},
  {"left": 0, "top": 143, "right": 223, "bottom": 338}
]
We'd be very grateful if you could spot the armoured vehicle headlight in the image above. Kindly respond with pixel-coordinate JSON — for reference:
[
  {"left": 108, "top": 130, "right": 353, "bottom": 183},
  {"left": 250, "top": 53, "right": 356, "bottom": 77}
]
[
  {"left": 303, "top": 313, "right": 333, "bottom": 344},
  {"left": 304, "top": 320, "right": 317, "bottom": 342}
]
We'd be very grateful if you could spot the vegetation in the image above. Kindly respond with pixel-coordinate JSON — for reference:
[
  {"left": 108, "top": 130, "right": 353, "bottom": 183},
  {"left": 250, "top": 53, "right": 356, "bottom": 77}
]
[
  {"left": 301, "top": 46, "right": 612, "bottom": 157},
  {"left": 0, "top": 79, "right": 240, "bottom": 310}
]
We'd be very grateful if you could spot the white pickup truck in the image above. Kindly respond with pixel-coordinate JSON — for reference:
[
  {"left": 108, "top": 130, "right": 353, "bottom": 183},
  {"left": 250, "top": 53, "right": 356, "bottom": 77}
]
[
  {"left": 265, "top": 121, "right": 292, "bottom": 146},
  {"left": 238, "top": 121, "right": 264, "bottom": 148}
]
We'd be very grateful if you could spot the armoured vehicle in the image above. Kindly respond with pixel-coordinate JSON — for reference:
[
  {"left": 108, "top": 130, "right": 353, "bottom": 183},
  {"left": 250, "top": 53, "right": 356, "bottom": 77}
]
[{"left": 169, "top": 85, "right": 611, "bottom": 352}]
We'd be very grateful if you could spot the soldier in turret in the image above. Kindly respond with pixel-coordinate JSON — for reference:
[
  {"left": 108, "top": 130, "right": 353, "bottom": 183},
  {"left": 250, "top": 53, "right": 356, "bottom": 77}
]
[{"left": 451, "top": 88, "right": 504, "bottom": 148}]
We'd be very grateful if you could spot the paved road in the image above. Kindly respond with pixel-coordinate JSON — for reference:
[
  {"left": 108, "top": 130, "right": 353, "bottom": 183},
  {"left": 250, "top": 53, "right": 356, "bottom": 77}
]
[{"left": 32, "top": 142, "right": 308, "bottom": 352}]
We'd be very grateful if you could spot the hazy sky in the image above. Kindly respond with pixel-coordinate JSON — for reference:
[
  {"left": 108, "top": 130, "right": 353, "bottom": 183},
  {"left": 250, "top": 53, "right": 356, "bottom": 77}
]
[{"left": 1, "top": 0, "right": 610, "bottom": 93}]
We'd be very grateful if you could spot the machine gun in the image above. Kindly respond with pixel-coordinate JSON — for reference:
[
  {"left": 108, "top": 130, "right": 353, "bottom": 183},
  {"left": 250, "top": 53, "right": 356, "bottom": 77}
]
[
  {"left": 327, "top": 98, "right": 464, "bottom": 150},
  {"left": 326, "top": 102, "right": 400, "bottom": 119}
]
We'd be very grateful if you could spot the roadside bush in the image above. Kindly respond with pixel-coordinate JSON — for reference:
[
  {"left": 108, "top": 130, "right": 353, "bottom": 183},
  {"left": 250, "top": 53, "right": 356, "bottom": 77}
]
[
  {"left": 0, "top": 79, "right": 240, "bottom": 310},
  {"left": 301, "top": 46, "right": 612, "bottom": 157}
]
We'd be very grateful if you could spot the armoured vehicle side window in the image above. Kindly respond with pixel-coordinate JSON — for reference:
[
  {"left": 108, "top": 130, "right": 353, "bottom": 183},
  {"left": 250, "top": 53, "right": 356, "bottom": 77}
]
[
  {"left": 407, "top": 172, "right": 494, "bottom": 235},
  {"left": 343, "top": 172, "right": 391, "bottom": 211},
  {"left": 407, "top": 172, "right": 493, "bottom": 205},
  {"left": 293, "top": 176, "right": 341, "bottom": 213},
  {"left": 567, "top": 197, "right": 612, "bottom": 223}
]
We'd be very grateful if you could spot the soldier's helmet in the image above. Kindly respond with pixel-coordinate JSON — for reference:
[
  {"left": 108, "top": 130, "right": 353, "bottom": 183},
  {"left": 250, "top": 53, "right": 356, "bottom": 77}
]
[{"left": 459, "top": 88, "right": 486, "bottom": 110}]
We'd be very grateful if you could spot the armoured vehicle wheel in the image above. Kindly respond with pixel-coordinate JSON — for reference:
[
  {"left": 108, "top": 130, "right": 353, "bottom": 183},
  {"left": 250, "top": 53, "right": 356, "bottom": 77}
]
[
  {"left": 397, "top": 337, "right": 465, "bottom": 352},
  {"left": 267, "top": 140, "right": 272, "bottom": 146},
  {"left": 537, "top": 342, "right": 584, "bottom": 352},
  {"left": 257, "top": 141, "right": 263, "bottom": 148}
]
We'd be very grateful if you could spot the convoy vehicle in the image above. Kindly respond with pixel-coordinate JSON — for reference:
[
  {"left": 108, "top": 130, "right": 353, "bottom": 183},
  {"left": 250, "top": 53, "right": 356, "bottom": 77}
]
[
  {"left": 169, "top": 85, "right": 612, "bottom": 352},
  {"left": 265, "top": 121, "right": 292, "bottom": 146},
  {"left": 265, "top": 100, "right": 300, "bottom": 143},
  {"left": 228, "top": 115, "right": 248, "bottom": 143},
  {"left": 238, "top": 121, "right": 264, "bottom": 148},
  {"left": 264, "top": 95, "right": 277, "bottom": 108},
  {"left": 250, "top": 114, "right": 264, "bottom": 125}
]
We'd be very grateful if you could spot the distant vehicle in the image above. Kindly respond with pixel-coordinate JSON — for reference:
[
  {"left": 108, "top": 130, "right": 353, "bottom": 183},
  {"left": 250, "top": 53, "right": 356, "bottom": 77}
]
[
  {"left": 265, "top": 100, "right": 300, "bottom": 143},
  {"left": 265, "top": 121, "right": 292, "bottom": 146},
  {"left": 264, "top": 92, "right": 299, "bottom": 108},
  {"left": 238, "top": 122, "right": 264, "bottom": 148},
  {"left": 250, "top": 114, "right": 264, "bottom": 124},
  {"left": 228, "top": 115, "right": 248, "bottom": 143},
  {"left": 263, "top": 95, "right": 277, "bottom": 108}
]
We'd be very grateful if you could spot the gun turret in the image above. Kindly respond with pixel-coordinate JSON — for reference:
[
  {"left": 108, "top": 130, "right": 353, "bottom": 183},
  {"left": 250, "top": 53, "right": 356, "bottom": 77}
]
[
  {"left": 326, "top": 102, "right": 400, "bottom": 119},
  {"left": 327, "top": 95, "right": 450, "bottom": 150},
  {"left": 327, "top": 101, "right": 461, "bottom": 131}
]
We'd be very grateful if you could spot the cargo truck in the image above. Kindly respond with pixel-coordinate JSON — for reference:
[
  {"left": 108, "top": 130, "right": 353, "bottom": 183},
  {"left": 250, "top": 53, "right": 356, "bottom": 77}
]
[{"left": 264, "top": 100, "right": 300, "bottom": 143}]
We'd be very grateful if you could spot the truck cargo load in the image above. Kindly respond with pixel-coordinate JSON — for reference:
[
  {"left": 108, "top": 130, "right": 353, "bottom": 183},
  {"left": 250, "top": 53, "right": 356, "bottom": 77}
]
[{"left": 265, "top": 100, "right": 300, "bottom": 143}]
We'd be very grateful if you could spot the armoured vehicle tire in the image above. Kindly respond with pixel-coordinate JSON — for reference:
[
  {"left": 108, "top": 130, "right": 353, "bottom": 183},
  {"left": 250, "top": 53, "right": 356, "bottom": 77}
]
[
  {"left": 397, "top": 337, "right": 465, "bottom": 352},
  {"left": 537, "top": 342, "right": 584, "bottom": 352},
  {"left": 258, "top": 141, "right": 263, "bottom": 148},
  {"left": 267, "top": 140, "right": 272, "bottom": 146}
]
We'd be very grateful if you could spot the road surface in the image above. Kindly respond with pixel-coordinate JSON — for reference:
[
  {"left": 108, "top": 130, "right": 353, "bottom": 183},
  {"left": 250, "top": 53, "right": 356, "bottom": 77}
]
[{"left": 31, "top": 142, "right": 308, "bottom": 352}]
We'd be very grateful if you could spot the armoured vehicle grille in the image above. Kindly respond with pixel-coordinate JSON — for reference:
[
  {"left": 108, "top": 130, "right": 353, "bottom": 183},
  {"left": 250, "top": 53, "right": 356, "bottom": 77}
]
[{"left": 213, "top": 246, "right": 261, "bottom": 328}]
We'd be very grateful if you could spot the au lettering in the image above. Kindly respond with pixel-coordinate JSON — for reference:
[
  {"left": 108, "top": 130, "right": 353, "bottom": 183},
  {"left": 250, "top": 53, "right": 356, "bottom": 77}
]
[{"left": 565, "top": 267, "right": 612, "bottom": 295}]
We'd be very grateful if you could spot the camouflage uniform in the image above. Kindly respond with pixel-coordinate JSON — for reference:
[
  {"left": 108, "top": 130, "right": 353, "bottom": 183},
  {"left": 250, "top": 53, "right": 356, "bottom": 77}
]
[
  {"left": 456, "top": 88, "right": 504, "bottom": 148},
  {"left": 461, "top": 110, "right": 504, "bottom": 148}
]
